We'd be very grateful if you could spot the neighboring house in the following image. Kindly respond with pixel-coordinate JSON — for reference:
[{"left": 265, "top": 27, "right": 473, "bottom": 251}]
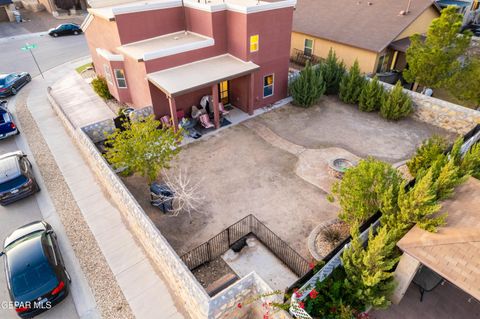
[
  {"left": 391, "top": 176, "right": 480, "bottom": 307},
  {"left": 291, "top": 0, "right": 440, "bottom": 74},
  {"left": 436, "top": 0, "right": 479, "bottom": 23},
  {"left": 82, "top": 0, "right": 296, "bottom": 128},
  {"left": 0, "top": 0, "right": 15, "bottom": 22}
]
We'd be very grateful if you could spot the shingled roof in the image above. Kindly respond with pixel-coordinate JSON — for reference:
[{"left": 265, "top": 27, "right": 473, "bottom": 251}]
[
  {"left": 397, "top": 177, "right": 480, "bottom": 302},
  {"left": 293, "top": 0, "right": 438, "bottom": 53}
]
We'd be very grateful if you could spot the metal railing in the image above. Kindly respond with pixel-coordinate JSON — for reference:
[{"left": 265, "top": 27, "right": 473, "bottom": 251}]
[
  {"left": 180, "top": 214, "right": 310, "bottom": 277},
  {"left": 290, "top": 48, "right": 322, "bottom": 66}
]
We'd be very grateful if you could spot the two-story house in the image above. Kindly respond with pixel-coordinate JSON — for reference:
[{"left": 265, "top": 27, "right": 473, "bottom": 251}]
[{"left": 82, "top": 0, "right": 295, "bottom": 128}]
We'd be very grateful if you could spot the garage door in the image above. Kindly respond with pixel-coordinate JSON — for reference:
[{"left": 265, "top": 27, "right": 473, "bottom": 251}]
[{"left": 0, "top": 7, "right": 9, "bottom": 22}]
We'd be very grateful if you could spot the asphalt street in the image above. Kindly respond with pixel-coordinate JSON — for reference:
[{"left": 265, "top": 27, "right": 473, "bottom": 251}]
[
  {"left": 0, "top": 33, "right": 89, "bottom": 77},
  {"left": 0, "top": 95, "right": 79, "bottom": 319}
]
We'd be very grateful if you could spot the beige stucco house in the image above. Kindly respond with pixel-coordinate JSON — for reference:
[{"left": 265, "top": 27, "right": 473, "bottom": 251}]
[{"left": 291, "top": 0, "right": 440, "bottom": 74}]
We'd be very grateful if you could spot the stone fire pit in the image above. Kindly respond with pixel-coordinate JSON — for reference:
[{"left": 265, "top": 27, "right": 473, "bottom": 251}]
[{"left": 328, "top": 158, "right": 354, "bottom": 179}]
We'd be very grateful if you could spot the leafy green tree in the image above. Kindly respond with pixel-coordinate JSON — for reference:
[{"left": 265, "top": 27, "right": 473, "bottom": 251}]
[
  {"left": 290, "top": 62, "right": 326, "bottom": 108},
  {"left": 332, "top": 158, "right": 403, "bottom": 226},
  {"left": 446, "top": 57, "right": 480, "bottom": 108},
  {"left": 339, "top": 60, "right": 365, "bottom": 104},
  {"left": 318, "top": 48, "right": 346, "bottom": 95},
  {"left": 91, "top": 76, "right": 112, "bottom": 100},
  {"left": 105, "top": 115, "right": 183, "bottom": 183},
  {"left": 403, "top": 6, "right": 471, "bottom": 89},
  {"left": 342, "top": 225, "right": 398, "bottom": 309},
  {"left": 380, "top": 81, "right": 413, "bottom": 120},
  {"left": 407, "top": 135, "right": 448, "bottom": 177},
  {"left": 358, "top": 76, "right": 385, "bottom": 112}
]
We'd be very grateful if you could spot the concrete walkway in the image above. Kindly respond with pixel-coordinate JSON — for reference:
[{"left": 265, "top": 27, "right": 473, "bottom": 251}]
[
  {"left": 26, "top": 60, "right": 186, "bottom": 319},
  {"left": 50, "top": 72, "right": 115, "bottom": 128}
]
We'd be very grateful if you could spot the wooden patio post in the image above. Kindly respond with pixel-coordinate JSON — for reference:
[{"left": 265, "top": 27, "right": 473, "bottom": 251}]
[
  {"left": 168, "top": 95, "right": 179, "bottom": 130},
  {"left": 211, "top": 83, "right": 220, "bottom": 129}
]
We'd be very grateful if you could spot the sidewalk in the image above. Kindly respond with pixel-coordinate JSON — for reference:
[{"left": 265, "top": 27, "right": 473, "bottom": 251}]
[{"left": 26, "top": 60, "right": 186, "bottom": 319}]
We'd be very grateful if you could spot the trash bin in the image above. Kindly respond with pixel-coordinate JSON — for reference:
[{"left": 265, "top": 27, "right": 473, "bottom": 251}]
[
  {"left": 150, "top": 182, "right": 174, "bottom": 213},
  {"left": 13, "top": 11, "right": 21, "bottom": 23}
]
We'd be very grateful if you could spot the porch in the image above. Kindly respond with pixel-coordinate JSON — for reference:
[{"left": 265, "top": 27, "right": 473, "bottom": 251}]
[{"left": 147, "top": 54, "right": 259, "bottom": 131}]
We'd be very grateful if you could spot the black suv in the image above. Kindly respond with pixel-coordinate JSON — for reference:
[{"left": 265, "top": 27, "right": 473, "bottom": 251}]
[
  {"left": 0, "top": 221, "right": 70, "bottom": 318},
  {"left": 0, "top": 151, "right": 39, "bottom": 205}
]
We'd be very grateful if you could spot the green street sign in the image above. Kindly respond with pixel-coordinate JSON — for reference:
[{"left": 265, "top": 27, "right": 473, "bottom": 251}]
[{"left": 21, "top": 43, "right": 37, "bottom": 51}]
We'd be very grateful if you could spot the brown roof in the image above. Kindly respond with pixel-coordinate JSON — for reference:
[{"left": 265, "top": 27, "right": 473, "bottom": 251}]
[
  {"left": 397, "top": 177, "right": 480, "bottom": 302},
  {"left": 293, "top": 0, "right": 437, "bottom": 53}
]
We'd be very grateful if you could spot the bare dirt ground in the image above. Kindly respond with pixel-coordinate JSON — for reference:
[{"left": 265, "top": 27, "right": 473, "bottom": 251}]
[
  {"left": 122, "top": 124, "right": 338, "bottom": 260},
  {"left": 257, "top": 96, "right": 456, "bottom": 163},
  {"left": 121, "top": 98, "right": 455, "bottom": 263}
]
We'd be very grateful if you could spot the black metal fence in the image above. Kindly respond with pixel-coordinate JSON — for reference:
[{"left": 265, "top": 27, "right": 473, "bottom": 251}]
[{"left": 180, "top": 214, "right": 310, "bottom": 277}]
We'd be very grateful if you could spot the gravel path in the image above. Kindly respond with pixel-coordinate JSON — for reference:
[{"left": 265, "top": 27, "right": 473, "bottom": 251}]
[{"left": 15, "top": 87, "right": 134, "bottom": 319}]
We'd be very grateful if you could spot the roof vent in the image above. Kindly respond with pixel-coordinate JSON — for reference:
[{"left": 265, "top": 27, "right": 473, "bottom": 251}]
[
  {"left": 367, "top": 1, "right": 372, "bottom": 5},
  {"left": 399, "top": 10, "right": 406, "bottom": 15}
]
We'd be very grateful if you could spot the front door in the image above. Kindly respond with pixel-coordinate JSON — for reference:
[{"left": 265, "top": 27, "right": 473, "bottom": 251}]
[{"left": 218, "top": 80, "right": 229, "bottom": 105}]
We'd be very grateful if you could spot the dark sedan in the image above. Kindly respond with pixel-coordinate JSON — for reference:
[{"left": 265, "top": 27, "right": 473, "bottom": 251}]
[
  {"left": 0, "top": 151, "right": 40, "bottom": 205},
  {"left": 0, "top": 221, "right": 70, "bottom": 318},
  {"left": 48, "top": 24, "right": 82, "bottom": 37},
  {"left": 0, "top": 102, "right": 19, "bottom": 139},
  {"left": 0, "top": 73, "right": 31, "bottom": 97}
]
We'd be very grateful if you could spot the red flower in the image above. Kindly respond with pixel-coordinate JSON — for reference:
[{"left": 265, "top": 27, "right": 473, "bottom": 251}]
[
  {"left": 309, "top": 289, "right": 318, "bottom": 299},
  {"left": 237, "top": 303, "right": 242, "bottom": 309},
  {"left": 298, "top": 301, "right": 305, "bottom": 309},
  {"left": 309, "top": 261, "right": 315, "bottom": 270},
  {"left": 263, "top": 314, "right": 269, "bottom": 319},
  {"left": 293, "top": 288, "right": 303, "bottom": 298}
]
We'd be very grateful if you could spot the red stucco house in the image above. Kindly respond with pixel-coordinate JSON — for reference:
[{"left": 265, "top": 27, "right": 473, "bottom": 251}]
[{"left": 82, "top": 0, "right": 296, "bottom": 128}]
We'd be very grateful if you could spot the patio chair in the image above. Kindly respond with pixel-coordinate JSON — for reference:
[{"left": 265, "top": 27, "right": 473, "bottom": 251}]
[
  {"left": 160, "top": 115, "right": 172, "bottom": 127},
  {"left": 219, "top": 102, "right": 229, "bottom": 116},
  {"left": 199, "top": 113, "right": 214, "bottom": 129}
]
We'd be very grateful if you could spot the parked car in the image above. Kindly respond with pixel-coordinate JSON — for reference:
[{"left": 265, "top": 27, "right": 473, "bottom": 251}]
[
  {"left": 0, "top": 73, "right": 31, "bottom": 97},
  {"left": 0, "top": 221, "right": 70, "bottom": 318},
  {"left": 48, "top": 24, "right": 82, "bottom": 37},
  {"left": 0, "top": 151, "right": 39, "bottom": 205},
  {"left": 0, "top": 102, "right": 19, "bottom": 139}
]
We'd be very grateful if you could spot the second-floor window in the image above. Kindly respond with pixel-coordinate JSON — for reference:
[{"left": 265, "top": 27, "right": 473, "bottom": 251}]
[
  {"left": 114, "top": 69, "right": 127, "bottom": 88},
  {"left": 304, "top": 39, "right": 314, "bottom": 56},
  {"left": 103, "top": 64, "right": 113, "bottom": 84},
  {"left": 250, "top": 34, "right": 259, "bottom": 52},
  {"left": 263, "top": 74, "right": 274, "bottom": 98}
]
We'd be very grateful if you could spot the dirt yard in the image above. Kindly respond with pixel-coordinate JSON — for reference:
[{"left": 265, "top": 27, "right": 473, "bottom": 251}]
[
  {"left": 258, "top": 96, "right": 456, "bottom": 163},
  {"left": 122, "top": 124, "right": 338, "bottom": 259},
  {"left": 122, "top": 97, "right": 455, "bottom": 262}
]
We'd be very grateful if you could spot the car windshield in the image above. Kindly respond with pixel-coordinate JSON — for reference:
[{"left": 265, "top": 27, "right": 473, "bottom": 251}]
[
  {"left": 0, "top": 175, "right": 27, "bottom": 192},
  {"left": 12, "top": 261, "right": 57, "bottom": 297}
]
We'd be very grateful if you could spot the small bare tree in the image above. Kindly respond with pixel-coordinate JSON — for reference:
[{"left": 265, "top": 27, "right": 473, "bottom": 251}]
[{"left": 155, "top": 169, "right": 204, "bottom": 218}]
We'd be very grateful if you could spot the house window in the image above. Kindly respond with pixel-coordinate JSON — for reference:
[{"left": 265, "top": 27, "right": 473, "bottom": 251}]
[
  {"left": 250, "top": 34, "right": 259, "bottom": 52},
  {"left": 263, "top": 74, "right": 274, "bottom": 98},
  {"left": 304, "top": 39, "right": 314, "bottom": 56},
  {"left": 376, "top": 53, "right": 390, "bottom": 73},
  {"left": 114, "top": 69, "right": 127, "bottom": 88},
  {"left": 103, "top": 64, "right": 113, "bottom": 84}
]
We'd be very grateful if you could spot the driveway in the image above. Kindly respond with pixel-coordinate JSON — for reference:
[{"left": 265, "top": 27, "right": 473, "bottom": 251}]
[{"left": 0, "top": 96, "right": 82, "bottom": 319}]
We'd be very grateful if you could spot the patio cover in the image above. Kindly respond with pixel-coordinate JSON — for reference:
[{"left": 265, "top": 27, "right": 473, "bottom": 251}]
[
  {"left": 397, "top": 177, "right": 480, "bottom": 302},
  {"left": 389, "top": 35, "right": 426, "bottom": 53},
  {"left": 147, "top": 54, "right": 259, "bottom": 97}
]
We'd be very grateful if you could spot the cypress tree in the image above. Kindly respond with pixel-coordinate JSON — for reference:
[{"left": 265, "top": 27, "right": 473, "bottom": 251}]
[
  {"left": 339, "top": 60, "right": 365, "bottom": 104},
  {"left": 290, "top": 62, "right": 326, "bottom": 108},
  {"left": 380, "top": 81, "right": 413, "bottom": 120},
  {"left": 319, "top": 48, "right": 346, "bottom": 95},
  {"left": 358, "top": 76, "right": 384, "bottom": 112}
]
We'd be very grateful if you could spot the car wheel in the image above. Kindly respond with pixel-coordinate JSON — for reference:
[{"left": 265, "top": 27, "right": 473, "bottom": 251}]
[
  {"left": 11, "top": 88, "right": 17, "bottom": 95},
  {"left": 15, "top": 129, "right": 20, "bottom": 135},
  {"left": 26, "top": 75, "right": 31, "bottom": 82},
  {"left": 53, "top": 33, "right": 58, "bottom": 37},
  {"left": 73, "top": 30, "right": 79, "bottom": 35}
]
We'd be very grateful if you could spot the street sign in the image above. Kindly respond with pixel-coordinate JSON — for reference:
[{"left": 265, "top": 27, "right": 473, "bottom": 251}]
[
  {"left": 20, "top": 43, "right": 43, "bottom": 79},
  {"left": 21, "top": 43, "right": 37, "bottom": 51}
]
